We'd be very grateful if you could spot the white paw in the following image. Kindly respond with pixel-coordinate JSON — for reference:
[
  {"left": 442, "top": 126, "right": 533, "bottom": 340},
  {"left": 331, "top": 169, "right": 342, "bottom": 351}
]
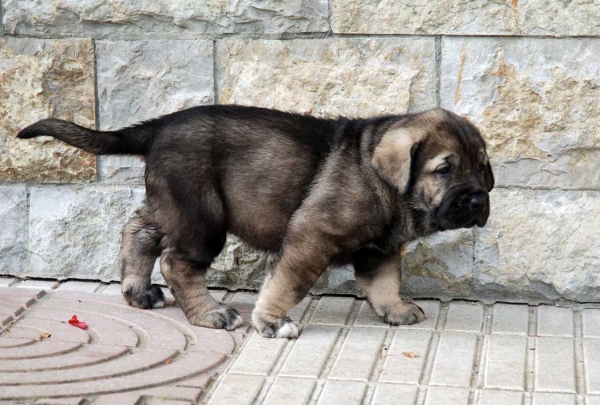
[
  {"left": 152, "top": 299, "right": 165, "bottom": 309},
  {"left": 275, "top": 321, "right": 299, "bottom": 339},
  {"left": 230, "top": 311, "right": 244, "bottom": 330}
]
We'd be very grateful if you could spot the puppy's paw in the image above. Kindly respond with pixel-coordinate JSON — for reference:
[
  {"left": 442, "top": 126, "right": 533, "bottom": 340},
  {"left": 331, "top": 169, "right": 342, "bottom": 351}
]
[
  {"left": 122, "top": 283, "right": 165, "bottom": 310},
  {"left": 381, "top": 301, "right": 426, "bottom": 326},
  {"left": 252, "top": 312, "right": 299, "bottom": 339},
  {"left": 189, "top": 306, "right": 244, "bottom": 331}
]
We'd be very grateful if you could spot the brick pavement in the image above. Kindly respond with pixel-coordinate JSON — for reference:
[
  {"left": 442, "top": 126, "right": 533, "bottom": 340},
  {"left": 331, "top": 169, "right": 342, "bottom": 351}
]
[
  {"left": 0, "top": 278, "right": 247, "bottom": 404},
  {"left": 2, "top": 277, "right": 600, "bottom": 405},
  {"left": 207, "top": 296, "right": 600, "bottom": 405}
]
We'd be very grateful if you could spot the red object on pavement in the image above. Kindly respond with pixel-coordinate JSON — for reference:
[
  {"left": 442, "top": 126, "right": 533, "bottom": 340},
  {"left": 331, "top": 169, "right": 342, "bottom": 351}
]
[{"left": 68, "top": 315, "right": 88, "bottom": 330}]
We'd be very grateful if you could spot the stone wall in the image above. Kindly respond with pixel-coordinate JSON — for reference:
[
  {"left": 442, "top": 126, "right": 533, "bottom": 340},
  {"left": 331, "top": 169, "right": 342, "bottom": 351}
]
[{"left": 1, "top": 1, "right": 599, "bottom": 303}]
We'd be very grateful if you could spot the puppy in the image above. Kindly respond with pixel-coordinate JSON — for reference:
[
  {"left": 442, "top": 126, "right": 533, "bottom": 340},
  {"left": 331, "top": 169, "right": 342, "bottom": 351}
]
[{"left": 18, "top": 105, "right": 493, "bottom": 338}]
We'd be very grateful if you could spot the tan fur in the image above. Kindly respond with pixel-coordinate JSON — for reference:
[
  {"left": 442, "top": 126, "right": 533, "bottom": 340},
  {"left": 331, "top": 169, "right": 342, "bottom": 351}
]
[
  {"left": 355, "top": 254, "right": 425, "bottom": 325},
  {"left": 372, "top": 127, "right": 426, "bottom": 193}
]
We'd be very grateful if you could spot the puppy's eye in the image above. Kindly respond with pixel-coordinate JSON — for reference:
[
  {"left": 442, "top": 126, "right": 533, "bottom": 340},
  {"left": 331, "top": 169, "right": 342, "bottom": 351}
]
[{"left": 436, "top": 166, "right": 451, "bottom": 176}]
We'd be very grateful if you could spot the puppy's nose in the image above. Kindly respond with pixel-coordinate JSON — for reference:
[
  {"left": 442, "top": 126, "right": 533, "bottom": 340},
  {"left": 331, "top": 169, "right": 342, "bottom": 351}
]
[{"left": 468, "top": 192, "right": 487, "bottom": 213}]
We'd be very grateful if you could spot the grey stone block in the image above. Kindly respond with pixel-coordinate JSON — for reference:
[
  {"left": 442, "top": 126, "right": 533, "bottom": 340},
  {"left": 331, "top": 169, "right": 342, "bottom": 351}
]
[
  {"left": 28, "top": 186, "right": 144, "bottom": 281},
  {"left": 475, "top": 189, "right": 600, "bottom": 302},
  {"left": 401, "top": 229, "right": 475, "bottom": 299},
  {"left": 3, "top": 0, "right": 329, "bottom": 38},
  {"left": 0, "top": 186, "right": 27, "bottom": 275},
  {"left": 96, "top": 40, "right": 214, "bottom": 184}
]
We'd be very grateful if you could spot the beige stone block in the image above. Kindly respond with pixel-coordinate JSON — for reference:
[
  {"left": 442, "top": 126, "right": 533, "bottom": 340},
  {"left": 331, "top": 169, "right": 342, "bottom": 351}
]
[
  {"left": 0, "top": 38, "right": 96, "bottom": 183},
  {"left": 217, "top": 38, "right": 436, "bottom": 118},
  {"left": 331, "top": 0, "right": 600, "bottom": 36},
  {"left": 441, "top": 37, "right": 600, "bottom": 189}
]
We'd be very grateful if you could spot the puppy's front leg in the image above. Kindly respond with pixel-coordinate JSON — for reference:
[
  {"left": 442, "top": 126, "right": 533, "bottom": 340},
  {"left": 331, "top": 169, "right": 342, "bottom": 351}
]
[
  {"left": 252, "top": 234, "right": 336, "bottom": 339},
  {"left": 354, "top": 249, "right": 425, "bottom": 325}
]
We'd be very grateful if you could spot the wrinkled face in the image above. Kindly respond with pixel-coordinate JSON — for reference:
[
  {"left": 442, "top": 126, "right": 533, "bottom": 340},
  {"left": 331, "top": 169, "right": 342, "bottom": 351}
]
[{"left": 371, "top": 109, "right": 494, "bottom": 236}]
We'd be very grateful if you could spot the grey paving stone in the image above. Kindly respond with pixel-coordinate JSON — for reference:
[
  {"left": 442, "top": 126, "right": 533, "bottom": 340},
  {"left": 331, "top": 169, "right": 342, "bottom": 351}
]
[
  {"left": 380, "top": 329, "right": 432, "bottom": 384},
  {"left": 208, "top": 374, "right": 264, "bottom": 405},
  {"left": 101, "top": 283, "right": 123, "bottom": 295},
  {"left": 289, "top": 297, "right": 312, "bottom": 324},
  {"left": 492, "top": 304, "right": 530, "bottom": 335},
  {"left": 229, "top": 332, "right": 287, "bottom": 376},
  {"left": 16, "top": 280, "right": 58, "bottom": 290},
  {"left": 535, "top": 338, "right": 576, "bottom": 393},
  {"left": 355, "top": 301, "right": 388, "bottom": 327},
  {"left": 430, "top": 332, "right": 478, "bottom": 387},
  {"left": 398, "top": 300, "right": 441, "bottom": 330},
  {"left": 478, "top": 390, "right": 523, "bottom": 405},
  {"left": 484, "top": 335, "right": 527, "bottom": 390},
  {"left": 532, "top": 393, "right": 576, "bottom": 405},
  {"left": 56, "top": 281, "right": 101, "bottom": 293},
  {"left": 280, "top": 324, "right": 340, "bottom": 378},
  {"left": 583, "top": 339, "right": 600, "bottom": 394},
  {"left": 587, "top": 396, "right": 600, "bottom": 405},
  {"left": 537, "top": 306, "right": 574, "bottom": 337},
  {"left": 317, "top": 381, "right": 367, "bottom": 405},
  {"left": 371, "top": 384, "right": 418, "bottom": 405},
  {"left": 445, "top": 301, "right": 484, "bottom": 332},
  {"left": 310, "top": 297, "right": 354, "bottom": 325},
  {"left": 263, "top": 378, "right": 315, "bottom": 405},
  {"left": 230, "top": 292, "right": 258, "bottom": 304},
  {"left": 160, "top": 287, "right": 175, "bottom": 300},
  {"left": 425, "top": 387, "right": 470, "bottom": 405},
  {"left": 209, "top": 290, "right": 227, "bottom": 302},
  {"left": 582, "top": 309, "right": 600, "bottom": 338},
  {"left": 329, "top": 327, "right": 387, "bottom": 381}
]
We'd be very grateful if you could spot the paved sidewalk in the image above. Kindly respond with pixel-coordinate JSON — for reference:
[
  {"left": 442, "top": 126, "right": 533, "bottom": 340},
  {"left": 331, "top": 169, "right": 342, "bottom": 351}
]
[
  {"left": 1, "top": 277, "right": 600, "bottom": 405},
  {"left": 208, "top": 295, "right": 600, "bottom": 405},
  {"left": 0, "top": 278, "right": 249, "bottom": 404}
]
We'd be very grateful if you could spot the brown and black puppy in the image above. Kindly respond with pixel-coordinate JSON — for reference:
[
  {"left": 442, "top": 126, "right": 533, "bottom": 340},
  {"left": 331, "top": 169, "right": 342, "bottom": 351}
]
[{"left": 18, "top": 106, "right": 493, "bottom": 338}]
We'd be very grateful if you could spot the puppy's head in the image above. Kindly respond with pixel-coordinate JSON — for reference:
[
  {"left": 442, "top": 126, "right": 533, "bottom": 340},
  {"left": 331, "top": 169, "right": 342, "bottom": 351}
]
[{"left": 371, "top": 109, "right": 494, "bottom": 235}]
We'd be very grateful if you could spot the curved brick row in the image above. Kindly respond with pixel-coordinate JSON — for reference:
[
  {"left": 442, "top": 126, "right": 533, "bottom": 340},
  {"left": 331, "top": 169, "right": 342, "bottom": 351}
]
[{"left": 0, "top": 288, "right": 241, "bottom": 401}]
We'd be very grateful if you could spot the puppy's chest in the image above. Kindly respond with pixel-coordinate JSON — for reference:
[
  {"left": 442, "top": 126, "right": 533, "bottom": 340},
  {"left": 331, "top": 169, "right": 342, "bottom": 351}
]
[{"left": 366, "top": 216, "right": 416, "bottom": 255}]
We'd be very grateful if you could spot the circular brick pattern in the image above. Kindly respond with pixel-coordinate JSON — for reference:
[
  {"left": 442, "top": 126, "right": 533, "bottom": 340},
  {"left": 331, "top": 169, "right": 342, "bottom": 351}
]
[{"left": 0, "top": 290, "right": 238, "bottom": 401}]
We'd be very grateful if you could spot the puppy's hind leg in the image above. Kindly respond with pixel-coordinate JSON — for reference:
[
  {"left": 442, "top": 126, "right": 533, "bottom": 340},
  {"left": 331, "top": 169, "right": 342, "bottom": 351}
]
[
  {"left": 156, "top": 184, "right": 243, "bottom": 331},
  {"left": 160, "top": 249, "right": 243, "bottom": 331},
  {"left": 120, "top": 207, "right": 165, "bottom": 309}
]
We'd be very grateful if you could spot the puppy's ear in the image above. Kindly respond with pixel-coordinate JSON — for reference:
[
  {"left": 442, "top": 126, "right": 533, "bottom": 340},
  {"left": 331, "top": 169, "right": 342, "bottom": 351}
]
[
  {"left": 483, "top": 160, "right": 494, "bottom": 192},
  {"left": 478, "top": 150, "right": 494, "bottom": 192},
  {"left": 371, "top": 127, "right": 426, "bottom": 194}
]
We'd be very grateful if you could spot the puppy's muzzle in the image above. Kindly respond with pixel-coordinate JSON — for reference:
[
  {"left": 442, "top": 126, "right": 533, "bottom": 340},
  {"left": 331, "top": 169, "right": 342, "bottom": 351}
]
[{"left": 467, "top": 191, "right": 489, "bottom": 227}]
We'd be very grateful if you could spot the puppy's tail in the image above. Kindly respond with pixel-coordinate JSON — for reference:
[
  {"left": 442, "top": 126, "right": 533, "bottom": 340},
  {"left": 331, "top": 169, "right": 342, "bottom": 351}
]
[{"left": 17, "top": 119, "right": 155, "bottom": 155}]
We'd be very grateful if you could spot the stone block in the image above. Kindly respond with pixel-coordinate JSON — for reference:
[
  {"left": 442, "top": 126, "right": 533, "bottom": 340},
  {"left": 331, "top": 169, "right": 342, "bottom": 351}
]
[
  {"left": 217, "top": 38, "right": 436, "bottom": 118},
  {"left": 3, "top": 0, "right": 329, "bottom": 38},
  {"left": 96, "top": 40, "right": 214, "bottom": 184},
  {"left": 475, "top": 189, "right": 600, "bottom": 302},
  {"left": 28, "top": 186, "right": 144, "bottom": 280},
  {"left": 0, "top": 186, "right": 27, "bottom": 275},
  {"left": 441, "top": 37, "right": 600, "bottom": 189},
  {"left": 331, "top": 0, "right": 600, "bottom": 36},
  {"left": 0, "top": 38, "right": 96, "bottom": 183}
]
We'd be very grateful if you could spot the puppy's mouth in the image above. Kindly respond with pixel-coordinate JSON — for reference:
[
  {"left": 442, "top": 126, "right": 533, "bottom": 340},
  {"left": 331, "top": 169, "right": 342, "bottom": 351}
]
[{"left": 436, "top": 214, "right": 488, "bottom": 232}]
